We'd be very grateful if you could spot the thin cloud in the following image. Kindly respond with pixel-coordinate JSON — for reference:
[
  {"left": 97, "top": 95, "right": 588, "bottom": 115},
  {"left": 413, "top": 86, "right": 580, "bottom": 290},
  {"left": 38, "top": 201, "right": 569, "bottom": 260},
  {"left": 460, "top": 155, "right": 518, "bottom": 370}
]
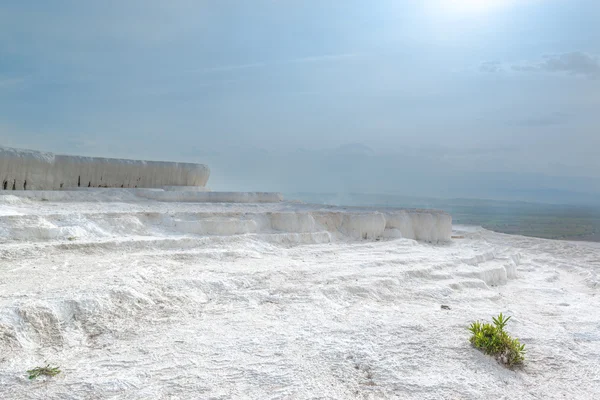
[
  {"left": 197, "top": 53, "right": 361, "bottom": 74},
  {"left": 199, "top": 62, "right": 268, "bottom": 73},
  {"left": 506, "top": 112, "right": 570, "bottom": 128},
  {"left": 512, "top": 52, "right": 600, "bottom": 79},
  {"left": 479, "top": 61, "right": 503, "bottom": 73},
  {"left": 284, "top": 53, "right": 360, "bottom": 64}
]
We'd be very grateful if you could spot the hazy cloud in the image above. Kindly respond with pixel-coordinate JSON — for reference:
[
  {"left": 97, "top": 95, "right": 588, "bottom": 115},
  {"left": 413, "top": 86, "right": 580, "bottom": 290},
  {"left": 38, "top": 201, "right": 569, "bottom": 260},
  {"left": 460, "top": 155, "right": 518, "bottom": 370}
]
[
  {"left": 199, "top": 63, "right": 268, "bottom": 73},
  {"left": 512, "top": 52, "right": 600, "bottom": 79},
  {"left": 507, "top": 112, "right": 570, "bottom": 127},
  {"left": 198, "top": 53, "right": 361, "bottom": 74},
  {"left": 479, "top": 61, "right": 503, "bottom": 73},
  {"left": 511, "top": 64, "right": 537, "bottom": 72}
]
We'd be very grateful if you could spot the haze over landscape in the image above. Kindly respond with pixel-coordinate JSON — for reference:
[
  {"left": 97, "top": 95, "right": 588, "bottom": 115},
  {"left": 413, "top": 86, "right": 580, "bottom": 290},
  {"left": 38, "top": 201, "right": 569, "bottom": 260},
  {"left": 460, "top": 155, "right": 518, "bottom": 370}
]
[{"left": 1, "top": 0, "right": 599, "bottom": 204}]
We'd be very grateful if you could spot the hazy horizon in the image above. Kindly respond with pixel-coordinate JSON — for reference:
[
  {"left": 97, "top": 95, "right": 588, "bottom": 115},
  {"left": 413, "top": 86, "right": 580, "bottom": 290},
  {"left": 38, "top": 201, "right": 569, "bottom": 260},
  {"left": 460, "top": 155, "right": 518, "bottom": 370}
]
[{"left": 1, "top": 1, "right": 599, "bottom": 204}]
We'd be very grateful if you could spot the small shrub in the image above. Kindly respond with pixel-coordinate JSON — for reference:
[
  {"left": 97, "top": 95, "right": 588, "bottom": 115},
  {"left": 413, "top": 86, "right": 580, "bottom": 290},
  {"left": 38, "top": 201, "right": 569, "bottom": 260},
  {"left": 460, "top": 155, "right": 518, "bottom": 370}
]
[
  {"left": 27, "top": 364, "right": 61, "bottom": 380},
  {"left": 468, "top": 313, "right": 525, "bottom": 367}
]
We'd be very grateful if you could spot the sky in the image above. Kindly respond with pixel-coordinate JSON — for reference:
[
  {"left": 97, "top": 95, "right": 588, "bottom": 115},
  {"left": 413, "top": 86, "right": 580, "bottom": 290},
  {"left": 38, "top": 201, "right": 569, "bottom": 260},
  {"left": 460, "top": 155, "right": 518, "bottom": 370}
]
[{"left": 1, "top": 0, "right": 599, "bottom": 203}]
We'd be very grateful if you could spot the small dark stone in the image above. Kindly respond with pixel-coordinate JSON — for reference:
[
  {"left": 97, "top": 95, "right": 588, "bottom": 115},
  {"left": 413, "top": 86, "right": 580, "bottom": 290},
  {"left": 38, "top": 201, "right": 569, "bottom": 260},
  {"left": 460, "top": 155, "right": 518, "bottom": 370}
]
[{"left": 441, "top": 305, "right": 451, "bottom": 310}]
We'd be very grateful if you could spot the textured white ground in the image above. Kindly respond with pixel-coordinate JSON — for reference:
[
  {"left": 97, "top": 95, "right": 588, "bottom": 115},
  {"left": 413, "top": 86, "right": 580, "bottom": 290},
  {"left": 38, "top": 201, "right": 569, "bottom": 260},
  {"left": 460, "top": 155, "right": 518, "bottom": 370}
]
[{"left": 0, "top": 193, "right": 599, "bottom": 399}]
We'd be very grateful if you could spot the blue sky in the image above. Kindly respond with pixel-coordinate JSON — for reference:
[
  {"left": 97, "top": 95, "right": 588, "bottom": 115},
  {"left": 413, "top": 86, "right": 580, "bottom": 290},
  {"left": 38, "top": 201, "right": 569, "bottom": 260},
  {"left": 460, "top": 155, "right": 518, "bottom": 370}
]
[{"left": 1, "top": 0, "right": 599, "bottom": 202}]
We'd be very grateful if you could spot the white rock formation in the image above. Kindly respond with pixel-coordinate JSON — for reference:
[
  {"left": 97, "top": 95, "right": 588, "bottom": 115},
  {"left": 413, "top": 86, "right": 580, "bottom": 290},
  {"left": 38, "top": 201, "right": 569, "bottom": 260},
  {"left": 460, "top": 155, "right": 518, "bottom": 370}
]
[
  {"left": 0, "top": 146, "right": 210, "bottom": 190},
  {"left": 0, "top": 194, "right": 598, "bottom": 398},
  {"left": 0, "top": 192, "right": 451, "bottom": 242}
]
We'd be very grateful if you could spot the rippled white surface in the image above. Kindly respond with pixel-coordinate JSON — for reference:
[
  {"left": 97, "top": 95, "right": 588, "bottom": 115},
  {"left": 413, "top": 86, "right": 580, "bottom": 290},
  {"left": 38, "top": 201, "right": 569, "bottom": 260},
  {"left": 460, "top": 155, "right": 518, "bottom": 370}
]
[{"left": 0, "top": 193, "right": 598, "bottom": 399}]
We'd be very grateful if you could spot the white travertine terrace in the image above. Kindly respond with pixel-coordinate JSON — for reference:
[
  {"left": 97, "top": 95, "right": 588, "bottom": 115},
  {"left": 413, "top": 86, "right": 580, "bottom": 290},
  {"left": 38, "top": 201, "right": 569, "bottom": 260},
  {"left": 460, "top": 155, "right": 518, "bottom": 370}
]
[
  {"left": 0, "top": 191, "right": 452, "bottom": 242},
  {"left": 0, "top": 146, "right": 210, "bottom": 190},
  {"left": 1, "top": 189, "right": 597, "bottom": 398},
  {"left": 0, "top": 146, "right": 451, "bottom": 242}
]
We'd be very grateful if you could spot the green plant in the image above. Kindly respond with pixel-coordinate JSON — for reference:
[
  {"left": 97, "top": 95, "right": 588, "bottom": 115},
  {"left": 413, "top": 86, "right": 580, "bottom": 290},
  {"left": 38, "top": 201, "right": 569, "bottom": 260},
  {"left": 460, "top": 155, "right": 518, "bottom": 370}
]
[
  {"left": 468, "top": 313, "right": 526, "bottom": 367},
  {"left": 26, "top": 364, "right": 61, "bottom": 380}
]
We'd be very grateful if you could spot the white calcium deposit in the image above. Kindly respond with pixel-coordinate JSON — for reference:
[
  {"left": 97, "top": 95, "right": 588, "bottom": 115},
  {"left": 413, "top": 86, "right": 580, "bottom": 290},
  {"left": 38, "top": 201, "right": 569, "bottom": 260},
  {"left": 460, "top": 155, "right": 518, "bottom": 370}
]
[
  {"left": 0, "top": 146, "right": 210, "bottom": 190},
  {"left": 0, "top": 192, "right": 598, "bottom": 399}
]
